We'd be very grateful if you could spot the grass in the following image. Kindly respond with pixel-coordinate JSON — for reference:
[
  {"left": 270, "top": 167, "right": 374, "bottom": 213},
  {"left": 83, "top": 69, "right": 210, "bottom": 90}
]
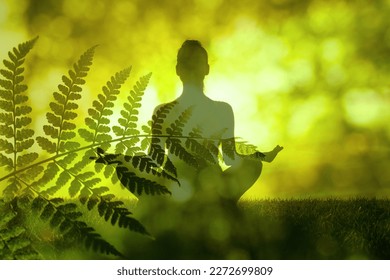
[
  {"left": 24, "top": 198, "right": 390, "bottom": 260},
  {"left": 239, "top": 198, "right": 390, "bottom": 259}
]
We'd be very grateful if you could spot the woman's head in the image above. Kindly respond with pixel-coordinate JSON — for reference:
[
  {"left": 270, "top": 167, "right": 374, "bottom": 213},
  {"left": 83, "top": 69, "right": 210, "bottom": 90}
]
[{"left": 176, "top": 40, "right": 209, "bottom": 83}]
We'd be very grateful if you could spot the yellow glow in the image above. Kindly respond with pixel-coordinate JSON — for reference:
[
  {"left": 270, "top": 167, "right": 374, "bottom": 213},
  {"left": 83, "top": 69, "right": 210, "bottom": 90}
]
[
  {"left": 0, "top": 1, "right": 8, "bottom": 25},
  {"left": 287, "top": 59, "right": 315, "bottom": 87},
  {"left": 343, "top": 89, "right": 386, "bottom": 127},
  {"left": 321, "top": 38, "right": 344, "bottom": 62},
  {"left": 287, "top": 95, "right": 330, "bottom": 138}
]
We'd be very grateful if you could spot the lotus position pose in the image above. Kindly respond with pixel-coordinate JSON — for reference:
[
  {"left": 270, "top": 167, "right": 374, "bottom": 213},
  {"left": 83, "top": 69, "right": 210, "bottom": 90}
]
[{"left": 147, "top": 40, "right": 283, "bottom": 204}]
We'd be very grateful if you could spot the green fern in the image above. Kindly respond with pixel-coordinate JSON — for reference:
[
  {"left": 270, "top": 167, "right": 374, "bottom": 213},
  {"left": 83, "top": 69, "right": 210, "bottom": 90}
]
[
  {"left": 31, "top": 195, "right": 124, "bottom": 257},
  {"left": 91, "top": 148, "right": 175, "bottom": 196},
  {"left": 78, "top": 67, "right": 132, "bottom": 149},
  {"left": 34, "top": 47, "right": 96, "bottom": 197},
  {"left": 37, "top": 46, "right": 95, "bottom": 154},
  {"left": 0, "top": 39, "right": 147, "bottom": 258},
  {"left": 0, "top": 37, "right": 40, "bottom": 198},
  {"left": 116, "top": 166, "right": 172, "bottom": 196},
  {"left": 94, "top": 72, "right": 152, "bottom": 184},
  {"left": 148, "top": 102, "right": 178, "bottom": 175},
  {"left": 185, "top": 127, "right": 219, "bottom": 165},
  {"left": 0, "top": 38, "right": 267, "bottom": 259},
  {"left": 222, "top": 138, "right": 266, "bottom": 161},
  {"left": 165, "top": 107, "right": 199, "bottom": 168},
  {"left": 97, "top": 194, "right": 149, "bottom": 235},
  {"left": 113, "top": 72, "right": 151, "bottom": 154}
]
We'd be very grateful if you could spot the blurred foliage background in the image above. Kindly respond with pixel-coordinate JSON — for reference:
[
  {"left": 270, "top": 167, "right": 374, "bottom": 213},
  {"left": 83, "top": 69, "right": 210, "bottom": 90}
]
[{"left": 1, "top": 0, "right": 389, "bottom": 199}]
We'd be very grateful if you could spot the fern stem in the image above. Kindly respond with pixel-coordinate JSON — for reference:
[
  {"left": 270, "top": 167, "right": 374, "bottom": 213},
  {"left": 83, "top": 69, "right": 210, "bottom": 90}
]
[
  {"left": 15, "top": 175, "right": 38, "bottom": 196},
  {"left": 12, "top": 67, "right": 17, "bottom": 174},
  {"left": 0, "top": 134, "right": 221, "bottom": 184},
  {"left": 55, "top": 82, "right": 75, "bottom": 157},
  {"left": 11, "top": 50, "right": 21, "bottom": 174},
  {"left": 53, "top": 159, "right": 91, "bottom": 195}
]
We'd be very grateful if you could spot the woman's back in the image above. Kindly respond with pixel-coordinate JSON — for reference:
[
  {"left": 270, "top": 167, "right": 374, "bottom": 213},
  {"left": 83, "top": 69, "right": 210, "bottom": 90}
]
[{"left": 151, "top": 94, "right": 234, "bottom": 202}]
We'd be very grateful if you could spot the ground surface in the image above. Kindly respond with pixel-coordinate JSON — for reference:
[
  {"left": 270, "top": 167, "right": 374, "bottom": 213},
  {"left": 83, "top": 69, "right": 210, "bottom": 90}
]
[{"left": 35, "top": 198, "right": 390, "bottom": 260}]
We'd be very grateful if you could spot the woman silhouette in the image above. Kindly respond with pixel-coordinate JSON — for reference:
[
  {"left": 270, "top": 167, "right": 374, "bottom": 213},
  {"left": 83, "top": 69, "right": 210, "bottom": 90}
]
[{"left": 148, "top": 40, "right": 283, "bottom": 204}]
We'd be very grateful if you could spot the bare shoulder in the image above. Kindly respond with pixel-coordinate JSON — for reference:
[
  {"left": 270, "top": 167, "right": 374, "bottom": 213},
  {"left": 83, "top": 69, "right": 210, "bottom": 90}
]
[
  {"left": 210, "top": 99, "right": 234, "bottom": 117},
  {"left": 152, "top": 101, "right": 177, "bottom": 115}
]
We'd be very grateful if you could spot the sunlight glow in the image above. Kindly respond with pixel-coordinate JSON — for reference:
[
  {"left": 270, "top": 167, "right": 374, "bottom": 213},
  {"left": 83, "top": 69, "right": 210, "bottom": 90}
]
[
  {"left": 343, "top": 89, "right": 386, "bottom": 127},
  {"left": 287, "top": 95, "right": 330, "bottom": 138},
  {"left": 0, "top": 1, "right": 8, "bottom": 25},
  {"left": 1, "top": 0, "right": 389, "bottom": 199}
]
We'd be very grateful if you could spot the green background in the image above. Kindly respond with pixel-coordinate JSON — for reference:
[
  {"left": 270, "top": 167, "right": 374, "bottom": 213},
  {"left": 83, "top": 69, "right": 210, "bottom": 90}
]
[{"left": 1, "top": 0, "right": 389, "bottom": 199}]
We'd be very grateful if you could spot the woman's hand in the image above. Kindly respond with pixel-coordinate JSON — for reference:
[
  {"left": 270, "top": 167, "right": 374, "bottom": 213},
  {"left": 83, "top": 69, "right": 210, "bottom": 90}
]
[{"left": 263, "top": 145, "right": 284, "bottom": 163}]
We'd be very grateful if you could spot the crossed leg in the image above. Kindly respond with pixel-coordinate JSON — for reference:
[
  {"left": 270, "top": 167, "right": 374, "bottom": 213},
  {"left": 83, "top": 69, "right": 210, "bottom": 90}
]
[{"left": 195, "top": 159, "right": 263, "bottom": 203}]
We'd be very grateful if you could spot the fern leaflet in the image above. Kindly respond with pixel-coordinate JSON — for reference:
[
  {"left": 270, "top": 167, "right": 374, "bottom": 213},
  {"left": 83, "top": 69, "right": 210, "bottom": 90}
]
[
  {"left": 97, "top": 195, "right": 150, "bottom": 236},
  {"left": 222, "top": 138, "right": 266, "bottom": 161},
  {"left": 0, "top": 37, "right": 39, "bottom": 198},
  {"left": 30, "top": 195, "right": 123, "bottom": 257},
  {"left": 113, "top": 72, "right": 151, "bottom": 154},
  {"left": 78, "top": 67, "right": 132, "bottom": 149},
  {"left": 148, "top": 102, "right": 178, "bottom": 176},
  {"left": 116, "top": 165, "right": 172, "bottom": 196},
  {"left": 91, "top": 148, "right": 178, "bottom": 191},
  {"left": 36, "top": 46, "right": 96, "bottom": 154},
  {"left": 33, "top": 47, "right": 96, "bottom": 197},
  {"left": 185, "top": 127, "right": 219, "bottom": 165}
]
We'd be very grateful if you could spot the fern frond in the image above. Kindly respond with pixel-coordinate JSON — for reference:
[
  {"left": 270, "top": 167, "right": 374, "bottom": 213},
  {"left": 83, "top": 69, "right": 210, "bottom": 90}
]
[
  {"left": 57, "top": 156, "right": 101, "bottom": 199},
  {"left": 78, "top": 223, "right": 124, "bottom": 257},
  {"left": 151, "top": 102, "right": 176, "bottom": 138},
  {"left": 30, "top": 195, "right": 123, "bottom": 257},
  {"left": 236, "top": 139, "right": 265, "bottom": 160},
  {"left": 76, "top": 180, "right": 150, "bottom": 237},
  {"left": 96, "top": 195, "right": 150, "bottom": 236},
  {"left": 145, "top": 103, "right": 180, "bottom": 176},
  {"left": 0, "top": 37, "right": 38, "bottom": 198},
  {"left": 36, "top": 46, "right": 96, "bottom": 154},
  {"left": 166, "top": 138, "right": 199, "bottom": 168},
  {"left": 185, "top": 127, "right": 218, "bottom": 165},
  {"left": 166, "top": 107, "right": 192, "bottom": 136},
  {"left": 235, "top": 140, "right": 259, "bottom": 155},
  {"left": 40, "top": 169, "right": 72, "bottom": 197},
  {"left": 115, "top": 165, "right": 171, "bottom": 196},
  {"left": 76, "top": 67, "right": 132, "bottom": 182},
  {"left": 140, "top": 120, "right": 153, "bottom": 150},
  {"left": 131, "top": 155, "right": 179, "bottom": 184},
  {"left": 78, "top": 67, "right": 132, "bottom": 151},
  {"left": 159, "top": 106, "right": 201, "bottom": 168},
  {"left": 221, "top": 138, "right": 266, "bottom": 161},
  {"left": 141, "top": 121, "right": 152, "bottom": 134},
  {"left": 221, "top": 138, "right": 236, "bottom": 161},
  {"left": 0, "top": 39, "right": 210, "bottom": 259},
  {"left": 114, "top": 138, "right": 141, "bottom": 157},
  {"left": 145, "top": 142, "right": 177, "bottom": 179},
  {"left": 92, "top": 148, "right": 179, "bottom": 186},
  {"left": 113, "top": 73, "right": 151, "bottom": 154},
  {"left": 31, "top": 162, "right": 59, "bottom": 190},
  {"left": 18, "top": 165, "right": 44, "bottom": 183},
  {"left": 0, "top": 154, "right": 12, "bottom": 169}
]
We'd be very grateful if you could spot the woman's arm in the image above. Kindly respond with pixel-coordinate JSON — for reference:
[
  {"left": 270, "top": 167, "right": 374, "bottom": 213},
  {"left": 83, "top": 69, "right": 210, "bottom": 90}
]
[{"left": 220, "top": 103, "right": 283, "bottom": 165}]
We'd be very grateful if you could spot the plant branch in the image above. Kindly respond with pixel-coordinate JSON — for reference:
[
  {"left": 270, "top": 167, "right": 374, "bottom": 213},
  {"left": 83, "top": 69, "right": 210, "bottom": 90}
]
[{"left": 0, "top": 134, "right": 221, "bottom": 184}]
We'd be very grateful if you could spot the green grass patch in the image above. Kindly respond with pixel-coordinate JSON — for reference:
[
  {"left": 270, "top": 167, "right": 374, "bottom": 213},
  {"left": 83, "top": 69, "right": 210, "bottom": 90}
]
[{"left": 18, "top": 197, "right": 390, "bottom": 260}]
